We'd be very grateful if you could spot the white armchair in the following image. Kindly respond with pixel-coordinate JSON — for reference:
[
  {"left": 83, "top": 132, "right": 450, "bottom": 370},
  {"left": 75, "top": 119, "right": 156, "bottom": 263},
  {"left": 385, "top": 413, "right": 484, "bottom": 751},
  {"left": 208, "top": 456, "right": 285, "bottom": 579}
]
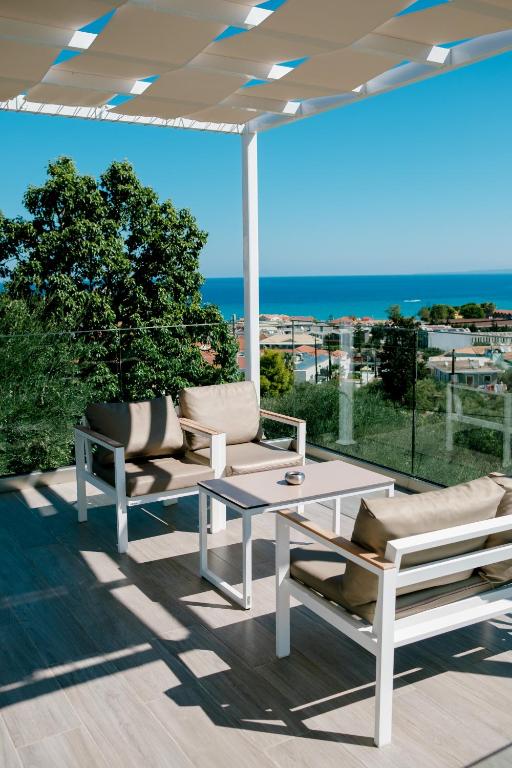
[
  {"left": 275, "top": 475, "right": 512, "bottom": 747},
  {"left": 74, "top": 396, "right": 225, "bottom": 553}
]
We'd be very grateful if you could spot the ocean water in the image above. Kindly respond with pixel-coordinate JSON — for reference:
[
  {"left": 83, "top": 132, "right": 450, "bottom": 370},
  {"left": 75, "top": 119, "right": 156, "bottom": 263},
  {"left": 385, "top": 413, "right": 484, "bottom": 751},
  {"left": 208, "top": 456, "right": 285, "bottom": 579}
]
[{"left": 202, "top": 272, "right": 512, "bottom": 321}]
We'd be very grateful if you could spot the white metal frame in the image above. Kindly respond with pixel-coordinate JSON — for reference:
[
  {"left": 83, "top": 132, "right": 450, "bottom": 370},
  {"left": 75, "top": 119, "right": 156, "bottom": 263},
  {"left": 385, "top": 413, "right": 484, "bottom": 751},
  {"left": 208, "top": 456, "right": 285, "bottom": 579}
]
[
  {"left": 275, "top": 509, "right": 512, "bottom": 747},
  {"left": 74, "top": 418, "right": 226, "bottom": 554},
  {"left": 242, "top": 131, "right": 260, "bottom": 399}
]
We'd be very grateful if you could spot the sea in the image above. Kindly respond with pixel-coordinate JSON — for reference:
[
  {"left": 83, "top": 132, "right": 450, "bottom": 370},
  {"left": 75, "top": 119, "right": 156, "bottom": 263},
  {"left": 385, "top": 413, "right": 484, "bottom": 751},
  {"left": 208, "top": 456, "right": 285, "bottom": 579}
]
[{"left": 202, "top": 272, "right": 512, "bottom": 322}]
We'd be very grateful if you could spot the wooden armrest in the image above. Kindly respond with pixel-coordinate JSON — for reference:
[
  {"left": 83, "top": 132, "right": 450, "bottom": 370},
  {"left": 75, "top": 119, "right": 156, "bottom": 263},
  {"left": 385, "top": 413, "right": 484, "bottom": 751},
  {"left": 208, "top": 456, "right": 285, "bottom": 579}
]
[
  {"left": 179, "top": 418, "right": 224, "bottom": 438},
  {"left": 74, "top": 425, "right": 124, "bottom": 451},
  {"left": 260, "top": 409, "right": 305, "bottom": 426},
  {"left": 278, "top": 510, "right": 394, "bottom": 571}
]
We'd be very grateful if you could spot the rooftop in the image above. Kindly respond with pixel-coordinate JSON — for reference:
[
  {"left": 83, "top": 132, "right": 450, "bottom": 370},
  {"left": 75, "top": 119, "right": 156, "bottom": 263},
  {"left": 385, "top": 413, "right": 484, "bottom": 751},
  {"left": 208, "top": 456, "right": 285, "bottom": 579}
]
[
  {"left": 1, "top": 478, "right": 511, "bottom": 768},
  {"left": 260, "top": 332, "right": 317, "bottom": 346}
]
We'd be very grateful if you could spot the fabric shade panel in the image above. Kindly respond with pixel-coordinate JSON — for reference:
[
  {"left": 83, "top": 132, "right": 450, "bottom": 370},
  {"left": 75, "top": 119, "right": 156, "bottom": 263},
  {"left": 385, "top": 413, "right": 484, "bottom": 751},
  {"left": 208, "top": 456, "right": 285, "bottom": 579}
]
[
  {"left": 0, "top": 0, "right": 123, "bottom": 30},
  {"left": 90, "top": 5, "right": 225, "bottom": 67},
  {"left": 377, "top": 4, "right": 512, "bottom": 46},
  {"left": 184, "top": 105, "right": 264, "bottom": 124},
  {"left": 53, "top": 51, "right": 167, "bottom": 81},
  {"left": 259, "top": 0, "right": 414, "bottom": 47},
  {"left": 237, "top": 80, "right": 339, "bottom": 102},
  {"left": 0, "top": 39, "right": 61, "bottom": 99},
  {"left": 27, "top": 82, "right": 117, "bottom": 106},
  {"left": 206, "top": 29, "right": 331, "bottom": 64},
  {"left": 110, "top": 95, "right": 206, "bottom": 118},
  {"left": 282, "top": 49, "right": 404, "bottom": 94},
  {"left": 141, "top": 68, "right": 248, "bottom": 104},
  {"left": 0, "top": 77, "right": 31, "bottom": 100}
]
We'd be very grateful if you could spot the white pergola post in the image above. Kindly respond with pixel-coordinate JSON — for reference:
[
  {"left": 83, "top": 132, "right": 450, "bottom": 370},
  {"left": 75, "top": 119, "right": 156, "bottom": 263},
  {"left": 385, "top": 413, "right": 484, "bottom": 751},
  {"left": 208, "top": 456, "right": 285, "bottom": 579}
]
[{"left": 242, "top": 131, "right": 260, "bottom": 400}]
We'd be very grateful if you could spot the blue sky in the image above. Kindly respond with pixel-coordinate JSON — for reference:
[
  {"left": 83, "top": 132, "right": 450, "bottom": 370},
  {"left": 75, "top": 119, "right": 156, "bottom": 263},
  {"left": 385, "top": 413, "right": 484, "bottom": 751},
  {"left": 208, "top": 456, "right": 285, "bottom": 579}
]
[{"left": 0, "top": 48, "right": 511, "bottom": 278}]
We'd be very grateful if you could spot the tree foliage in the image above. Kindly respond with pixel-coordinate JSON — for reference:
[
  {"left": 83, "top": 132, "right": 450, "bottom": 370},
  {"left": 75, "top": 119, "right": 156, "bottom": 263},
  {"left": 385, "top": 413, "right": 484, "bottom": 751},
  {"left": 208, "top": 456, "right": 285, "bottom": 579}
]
[
  {"left": 260, "top": 350, "right": 293, "bottom": 397},
  {"left": 0, "top": 157, "right": 238, "bottom": 403},
  {"left": 0, "top": 298, "right": 94, "bottom": 474},
  {"left": 418, "top": 302, "right": 496, "bottom": 325},
  {"left": 379, "top": 313, "right": 428, "bottom": 403},
  {"left": 459, "top": 303, "right": 485, "bottom": 319}
]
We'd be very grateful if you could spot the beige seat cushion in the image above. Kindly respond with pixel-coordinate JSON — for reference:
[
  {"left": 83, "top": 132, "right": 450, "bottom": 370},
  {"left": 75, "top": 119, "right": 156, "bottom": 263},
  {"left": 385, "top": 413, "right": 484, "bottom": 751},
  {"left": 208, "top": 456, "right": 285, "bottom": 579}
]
[
  {"left": 179, "top": 381, "right": 260, "bottom": 451},
  {"left": 186, "top": 440, "right": 302, "bottom": 476},
  {"left": 481, "top": 474, "right": 512, "bottom": 584},
  {"left": 86, "top": 396, "right": 184, "bottom": 465},
  {"left": 94, "top": 456, "right": 214, "bottom": 497},
  {"left": 290, "top": 543, "right": 491, "bottom": 623},
  {"left": 339, "top": 476, "right": 504, "bottom": 613}
]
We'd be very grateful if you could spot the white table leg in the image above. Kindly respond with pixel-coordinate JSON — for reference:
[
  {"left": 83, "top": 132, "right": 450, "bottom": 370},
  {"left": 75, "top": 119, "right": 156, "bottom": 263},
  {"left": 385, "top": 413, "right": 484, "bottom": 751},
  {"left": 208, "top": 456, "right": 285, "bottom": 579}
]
[
  {"left": 333, "top": 496, "right": 342, "bottom": 535},
  {"left": 242, "top": 513, "right": 253, "bottom": 610},
  {"left": 210, "top": 498, "right": 226, "bottom": 533},
  {"left": 386, "top": 485, "right": 395, "bottom": 498},
  {"left": 276, "top": 514, "right": 291, "bottom": 658},
  {"left": 198, "top": 492, "right": 251, "bottom": 610},
  {"left": 199, "top": 491, "right": 208, "bottom": 576}
]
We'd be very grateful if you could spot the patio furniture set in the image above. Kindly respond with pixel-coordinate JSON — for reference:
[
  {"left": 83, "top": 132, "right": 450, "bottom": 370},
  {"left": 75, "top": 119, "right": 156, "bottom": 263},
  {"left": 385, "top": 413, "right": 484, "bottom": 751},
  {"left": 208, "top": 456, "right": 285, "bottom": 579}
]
[{"left": 74, "top": 381, "right": 512, "bottom": 747}]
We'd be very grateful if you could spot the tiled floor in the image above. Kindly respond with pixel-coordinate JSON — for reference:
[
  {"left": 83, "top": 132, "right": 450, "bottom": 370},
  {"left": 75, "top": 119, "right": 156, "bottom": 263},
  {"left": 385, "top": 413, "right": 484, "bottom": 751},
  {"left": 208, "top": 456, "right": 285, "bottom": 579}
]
[{"left": 0, "top": 479, "right": 511, "bottom": 767}]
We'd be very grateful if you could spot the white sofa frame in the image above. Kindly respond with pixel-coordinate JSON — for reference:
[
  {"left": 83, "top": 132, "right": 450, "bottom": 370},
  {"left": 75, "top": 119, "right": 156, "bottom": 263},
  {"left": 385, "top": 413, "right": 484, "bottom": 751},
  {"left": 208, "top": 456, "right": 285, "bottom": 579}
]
[
  {"left": 74, "top": 418, "right": 226, "bottom": 554},
  {"left": 275, "top": 508, "right": 512, "bottom": 747}
]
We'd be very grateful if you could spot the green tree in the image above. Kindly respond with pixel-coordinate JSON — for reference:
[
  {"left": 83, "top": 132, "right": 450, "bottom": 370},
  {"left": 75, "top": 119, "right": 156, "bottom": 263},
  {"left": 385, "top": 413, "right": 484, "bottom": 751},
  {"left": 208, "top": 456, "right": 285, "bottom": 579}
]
[
  {"left": 0, "top": 157, "right": 238, "bottom": 401},
  {"left": 500, "top": 369, "right": 512, "bottom": 390},
  {"left": 421, "top": 347, "right": 444, "bottom": 360},
  {"left": 369, "top": 324, "right": 386, "bottom": 348},
  {"left": 387, "top": 304, "right": 401, "bottom": 323},
  {"left": 481, "top": 302, "right": 496, "bottom": 317},
  {"left": 0, "top": 298, "right": 93, "bottom": 474},
  {"left": 459, "top": 303, "right": 485, "bottom": 319},
  {"left": 379, "top": 313, "right": 427, "bottom": 403},
  {"left": 429, "top": 304, "right": 455, "bottom": 323},
  {"left": 353, "top": 323, "right": 365, "bottom": 351},
  {"left": 324, "top": 331, "right": 341, "bottom": 352},
  {"left": 418, "top": 306, "right": 431, "bottom": 322},
  {"left": 260, "top": 350, "right": 293, "bottom": 397}
]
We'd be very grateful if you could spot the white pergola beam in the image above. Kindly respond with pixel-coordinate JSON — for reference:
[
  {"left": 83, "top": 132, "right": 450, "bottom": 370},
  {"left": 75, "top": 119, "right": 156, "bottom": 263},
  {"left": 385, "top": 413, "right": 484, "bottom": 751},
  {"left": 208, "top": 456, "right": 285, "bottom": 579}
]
[{"left": 241, "top": 131, "right": 260, "bottom": 399}]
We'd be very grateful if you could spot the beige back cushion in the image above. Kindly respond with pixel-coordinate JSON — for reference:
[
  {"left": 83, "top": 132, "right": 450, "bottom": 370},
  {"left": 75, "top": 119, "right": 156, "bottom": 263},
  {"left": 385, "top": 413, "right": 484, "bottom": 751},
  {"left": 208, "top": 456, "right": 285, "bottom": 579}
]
[
  {"left": 86, "top": 396, "right": 184, "bottom": 465},
  {"left": 179, "top": 381, "right": 260, "bottom": 451},
  {"left": 481, "top": 474, "right": 512, "bottom": 584},
  {"left": 339, "top": 476, "right": 504, "bottom": 611}
]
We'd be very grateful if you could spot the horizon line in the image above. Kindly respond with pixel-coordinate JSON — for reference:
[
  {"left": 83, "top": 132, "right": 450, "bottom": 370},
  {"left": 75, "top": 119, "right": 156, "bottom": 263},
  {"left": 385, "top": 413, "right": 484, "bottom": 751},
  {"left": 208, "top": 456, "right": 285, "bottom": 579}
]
[{"left": 203, "top": 269, "right": 512, "bottom": 280}]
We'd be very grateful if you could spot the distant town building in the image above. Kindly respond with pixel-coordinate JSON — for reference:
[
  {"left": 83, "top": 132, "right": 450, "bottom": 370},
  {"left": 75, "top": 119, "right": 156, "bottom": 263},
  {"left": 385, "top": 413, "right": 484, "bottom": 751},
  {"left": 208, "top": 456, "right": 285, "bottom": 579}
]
[{"left": 428, "top": 356, "right": 502, "bottom": 389}]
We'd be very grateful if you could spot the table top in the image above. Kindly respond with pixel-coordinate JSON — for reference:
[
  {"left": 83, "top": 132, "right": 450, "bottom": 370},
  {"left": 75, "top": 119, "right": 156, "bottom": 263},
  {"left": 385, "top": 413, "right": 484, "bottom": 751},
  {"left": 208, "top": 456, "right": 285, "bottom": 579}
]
[{"left": 198, "top": 460, "right": 394, "bottom": 511}]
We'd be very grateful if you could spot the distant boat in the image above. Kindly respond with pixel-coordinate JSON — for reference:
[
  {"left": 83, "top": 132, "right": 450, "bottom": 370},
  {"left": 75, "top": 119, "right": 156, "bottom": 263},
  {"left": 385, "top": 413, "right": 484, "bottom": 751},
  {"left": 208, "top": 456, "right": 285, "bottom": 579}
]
[{"left": 403, "top": 298, "right": 421, "bottom": 303}]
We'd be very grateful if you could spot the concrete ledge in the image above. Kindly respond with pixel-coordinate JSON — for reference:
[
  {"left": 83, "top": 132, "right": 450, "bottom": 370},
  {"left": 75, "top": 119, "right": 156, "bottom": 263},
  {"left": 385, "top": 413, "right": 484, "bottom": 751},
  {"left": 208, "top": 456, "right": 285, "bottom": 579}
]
[{"left": 0, "top": 465, "right": 76, "bottom": 493}]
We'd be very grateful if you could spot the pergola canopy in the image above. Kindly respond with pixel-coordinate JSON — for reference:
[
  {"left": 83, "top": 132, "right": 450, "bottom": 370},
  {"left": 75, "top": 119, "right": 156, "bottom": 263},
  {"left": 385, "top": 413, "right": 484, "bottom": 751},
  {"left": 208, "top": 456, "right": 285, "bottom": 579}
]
[{"left": 1, "top": 0, "right": 512, "bottom": 133}]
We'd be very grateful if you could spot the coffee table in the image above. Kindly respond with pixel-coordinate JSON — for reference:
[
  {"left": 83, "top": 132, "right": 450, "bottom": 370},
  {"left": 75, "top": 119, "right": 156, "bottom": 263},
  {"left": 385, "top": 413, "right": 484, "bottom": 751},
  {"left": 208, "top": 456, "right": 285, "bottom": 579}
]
[{"left": 197, "top": 460, "right": 394, "bottom": 609}]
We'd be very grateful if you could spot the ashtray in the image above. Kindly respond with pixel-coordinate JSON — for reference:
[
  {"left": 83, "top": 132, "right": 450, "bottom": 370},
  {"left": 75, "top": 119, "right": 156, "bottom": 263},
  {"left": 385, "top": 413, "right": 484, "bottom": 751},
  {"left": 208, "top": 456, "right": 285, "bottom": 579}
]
[{"left": 285, "top": 470, "right": 305, "bottom": 486}]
